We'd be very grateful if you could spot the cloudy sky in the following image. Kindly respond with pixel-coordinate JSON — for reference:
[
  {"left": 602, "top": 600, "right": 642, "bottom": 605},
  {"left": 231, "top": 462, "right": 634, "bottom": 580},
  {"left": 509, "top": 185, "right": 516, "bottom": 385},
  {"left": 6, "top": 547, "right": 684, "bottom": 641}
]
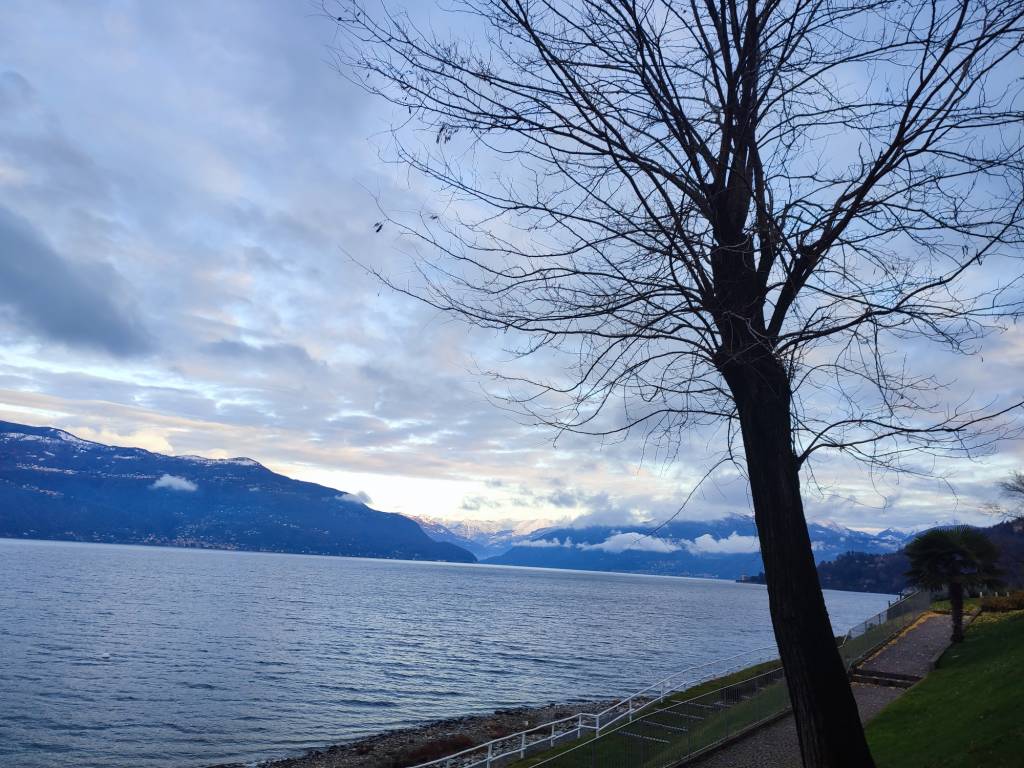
[{"left": 0, "top": 0, "right": 1020, "bottom": 532}]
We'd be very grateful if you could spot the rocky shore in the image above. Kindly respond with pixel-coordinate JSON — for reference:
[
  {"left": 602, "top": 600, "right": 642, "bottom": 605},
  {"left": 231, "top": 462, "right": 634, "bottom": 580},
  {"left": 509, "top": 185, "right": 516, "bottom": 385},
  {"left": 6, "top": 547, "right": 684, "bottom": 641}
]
[{"left": 217, "top": 700, "right": 617, "bottom": 768}]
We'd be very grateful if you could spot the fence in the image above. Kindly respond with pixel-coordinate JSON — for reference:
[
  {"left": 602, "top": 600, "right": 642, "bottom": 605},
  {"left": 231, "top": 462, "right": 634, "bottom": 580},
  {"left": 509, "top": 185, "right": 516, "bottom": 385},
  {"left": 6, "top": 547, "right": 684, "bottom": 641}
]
[
  {"left": 838, "top": 589, "right": 932, "bottom": 669},
  {"left": 408, "top": 647, "right": 778, "bottom": 768},
  {"left": 580, "top": 648, "right": 780, "bottom": 737},
  {"left": 409, "top": 591, "right": 933, "bottom": 768},
  {"left": 524, "top": 665, "right": 790, "bottom": 768}
]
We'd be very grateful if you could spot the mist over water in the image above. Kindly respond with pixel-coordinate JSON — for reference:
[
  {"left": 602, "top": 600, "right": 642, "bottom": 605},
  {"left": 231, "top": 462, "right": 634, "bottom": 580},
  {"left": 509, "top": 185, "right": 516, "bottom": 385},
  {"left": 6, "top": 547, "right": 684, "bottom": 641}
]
[{"left": 0, "top": 538, "right": 892, "bottom": 768}]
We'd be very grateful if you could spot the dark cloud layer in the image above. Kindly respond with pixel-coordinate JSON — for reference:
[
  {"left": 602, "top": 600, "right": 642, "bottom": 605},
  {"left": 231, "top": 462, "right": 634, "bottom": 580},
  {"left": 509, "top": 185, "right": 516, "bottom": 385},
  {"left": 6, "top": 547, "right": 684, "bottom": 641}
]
[
  {"left": 0, "top": 206, "right": 151, "bottom": 356},
  {"left": 203, "top": 340, "right": 321, "bottom": 370}
]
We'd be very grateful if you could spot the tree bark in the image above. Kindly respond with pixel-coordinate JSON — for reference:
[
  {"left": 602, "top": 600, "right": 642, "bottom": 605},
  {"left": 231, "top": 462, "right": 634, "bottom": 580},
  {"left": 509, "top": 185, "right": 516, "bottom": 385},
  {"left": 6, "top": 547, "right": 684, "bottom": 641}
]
[
  {"left": 949, "top": 581, "right": 964, "bottom": 643},
  {"left": 718, "top": 353, "right": 876, "bottom": 768}
]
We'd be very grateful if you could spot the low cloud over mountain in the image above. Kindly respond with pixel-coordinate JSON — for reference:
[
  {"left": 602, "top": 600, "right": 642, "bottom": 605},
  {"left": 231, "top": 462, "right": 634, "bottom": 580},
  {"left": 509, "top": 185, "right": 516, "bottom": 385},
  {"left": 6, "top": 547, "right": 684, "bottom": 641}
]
[
  {"left": 477, "top": 517, "right": 909, "bottom": 580},
  {"left": 150, "top": 474, "right": 197, "bottom": 492}
]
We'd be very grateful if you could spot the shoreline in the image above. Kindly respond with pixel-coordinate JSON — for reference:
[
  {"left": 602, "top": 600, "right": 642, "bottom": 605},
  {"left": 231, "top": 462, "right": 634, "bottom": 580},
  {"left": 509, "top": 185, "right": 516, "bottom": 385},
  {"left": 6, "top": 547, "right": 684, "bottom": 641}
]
[
  {"left": 1, "top": 539, "right": 896, "bottom": 596},
  {"left": 214, "top": 700, "right": 617, "bottom": 768}
]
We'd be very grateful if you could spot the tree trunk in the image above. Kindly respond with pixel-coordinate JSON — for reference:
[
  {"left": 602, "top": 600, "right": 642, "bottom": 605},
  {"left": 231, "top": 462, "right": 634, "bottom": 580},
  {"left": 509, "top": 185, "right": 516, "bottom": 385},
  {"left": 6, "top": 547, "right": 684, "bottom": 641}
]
[
  {"left": 719, "top": 355, "right": 876, "bottom": 768},
  {"left": 949, "top": 582, "right": 964, "bottom": 643}
]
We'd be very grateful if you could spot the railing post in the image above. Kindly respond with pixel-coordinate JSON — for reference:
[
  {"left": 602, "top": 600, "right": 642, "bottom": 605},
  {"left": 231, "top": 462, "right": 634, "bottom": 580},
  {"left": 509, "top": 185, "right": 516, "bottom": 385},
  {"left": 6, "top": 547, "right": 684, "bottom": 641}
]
[
  {"left": 519, "top": 733, "right": 526, "bottom": 759},
  {"left": 486, "top": 741, "right": 493, "bottom": 768},
  {"left": 550, "top": 723, "right": 555, "bottom": 748}
]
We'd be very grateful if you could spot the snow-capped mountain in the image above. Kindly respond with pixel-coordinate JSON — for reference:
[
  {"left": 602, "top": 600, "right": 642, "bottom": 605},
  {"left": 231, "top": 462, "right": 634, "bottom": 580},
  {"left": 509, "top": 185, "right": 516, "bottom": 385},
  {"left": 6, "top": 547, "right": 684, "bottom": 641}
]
[
  {"left": 480, "top": 515, "right": 911, "bottom": 579},
  {"left": 409, "top": 515, "right": 560, "bottom": 559},
  {"left": 0, "top": 421, "right": 474, "bottom": 563}
]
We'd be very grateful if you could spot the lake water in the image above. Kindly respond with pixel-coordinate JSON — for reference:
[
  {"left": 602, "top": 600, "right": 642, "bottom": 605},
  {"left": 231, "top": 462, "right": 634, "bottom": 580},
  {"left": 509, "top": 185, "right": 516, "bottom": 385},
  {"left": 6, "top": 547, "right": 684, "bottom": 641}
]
[{"left": 0, "top": 538, "right": 893, "bottom": 768}]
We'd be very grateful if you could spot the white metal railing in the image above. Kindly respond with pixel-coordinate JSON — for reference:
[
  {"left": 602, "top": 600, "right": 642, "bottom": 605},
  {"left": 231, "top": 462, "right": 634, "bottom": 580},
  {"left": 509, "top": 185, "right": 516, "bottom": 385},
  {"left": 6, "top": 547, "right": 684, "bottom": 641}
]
[
  {"left": 841, "top": 590, "right": 928, "bottom": 642},
  {"left": 524, "top": 664, "right": 792, "bottom": 768},
  {"left": 405, "top": 646, "right": 779, "bottom": 768},
  {"left": 582, "top": 647, "right": 779, "bottom": 735},
  {"left": 838, "top": 589, "right": 932, "bottom": 668}
]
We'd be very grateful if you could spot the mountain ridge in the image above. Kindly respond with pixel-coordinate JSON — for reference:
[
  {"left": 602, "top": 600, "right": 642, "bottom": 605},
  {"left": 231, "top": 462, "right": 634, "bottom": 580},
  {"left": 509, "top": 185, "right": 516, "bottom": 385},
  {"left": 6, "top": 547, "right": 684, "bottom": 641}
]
[
  {"left": 476, "top": 516, "right": 911, "bottom": 579},
  {"left": 409, "top": 515, "right": 559, "bottom": 559},
  {"left": 0, "top": 420, "right": 475, "bottom": 563}
]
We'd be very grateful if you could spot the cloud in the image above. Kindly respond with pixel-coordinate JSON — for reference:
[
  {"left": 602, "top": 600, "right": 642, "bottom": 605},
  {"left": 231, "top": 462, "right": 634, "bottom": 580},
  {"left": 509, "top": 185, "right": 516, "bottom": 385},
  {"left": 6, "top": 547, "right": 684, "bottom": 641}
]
[
  {"left": 0, "top": 1, "right": 1016, "bottom": 535},
  {"left": 0, "top": 206, "right": 151, "bottom": 356},
  {"left": 0, "top": 71, "right": 34, "bottom": 114},
  {"left": 461, "top": 495, "right": 503, "bottom": 511},
  {"left": 519, "top": 537, "right": 571, "bottom": 548},
  {"left": 150, "top": 474, "right": 197, "bottom": 492},
  {"left": 560, "top": 491, "right": 648, "bottom": 527},
  {"left": 338, "top": 490, "right": 372, "bottom": 505},
  {"left": 580, "top": 532, "right": 680, "bottom": 554},
  {"left": 202, "top": 340, "right": 321, "bottom": 370},
  {"left": 683, "top": 532, "right": 761, "bottom": 555},
  {"left": 547, "top": 489, "right": 581, "bottom": 508}
]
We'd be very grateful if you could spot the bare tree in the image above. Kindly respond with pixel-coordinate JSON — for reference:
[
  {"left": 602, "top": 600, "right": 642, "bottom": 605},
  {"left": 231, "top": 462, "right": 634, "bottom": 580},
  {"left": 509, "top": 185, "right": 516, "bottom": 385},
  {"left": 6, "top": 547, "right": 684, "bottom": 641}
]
[
  {"left": 1001, "top": 472, "right": 1024, "bottom": 498},
  {"left": 983, "top": 470, "right": 1024, "bottom": 526},
  {"left": 329, "top": 1, "right": 1024, "bottom": 765},
  {"left": 999, "top": 470, "right": 1024, "bottom": 521}
]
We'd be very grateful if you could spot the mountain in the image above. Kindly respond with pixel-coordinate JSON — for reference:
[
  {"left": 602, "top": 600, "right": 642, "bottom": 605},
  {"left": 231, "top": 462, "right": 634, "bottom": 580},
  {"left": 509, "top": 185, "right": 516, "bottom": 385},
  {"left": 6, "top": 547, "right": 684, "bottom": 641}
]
[
  {"left": 816, "top": 551, "right": 911, "bottom": 594},
  {"left": 482, "top": 515, "right": 911, "bottom": 579},
  {"left": 410, "top": 515, "right": 558, "bottom": 559},
  {"left": 807, "top": 520, "right": 1024, "bottom": 593},
  {"left": 0, "top": 421, "right": 475, "bottom": 563}
]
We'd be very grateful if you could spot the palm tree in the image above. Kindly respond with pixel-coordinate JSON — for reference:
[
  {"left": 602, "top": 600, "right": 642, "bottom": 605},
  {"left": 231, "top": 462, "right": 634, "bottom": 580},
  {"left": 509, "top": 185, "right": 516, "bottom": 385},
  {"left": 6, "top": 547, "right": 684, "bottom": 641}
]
[{"left": 905, "top": 526, "right": 1002, "bottom": 643}]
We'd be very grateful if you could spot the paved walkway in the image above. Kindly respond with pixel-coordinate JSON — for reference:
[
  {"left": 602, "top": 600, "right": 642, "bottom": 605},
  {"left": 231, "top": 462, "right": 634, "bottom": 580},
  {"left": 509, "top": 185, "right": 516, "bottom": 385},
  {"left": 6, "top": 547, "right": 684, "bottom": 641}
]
[
  {"left": 859, "top": 613, "right": 951, "bottom": 679},
  {"left": 686, "top": 614, "right": 953, "bottom": 768}
]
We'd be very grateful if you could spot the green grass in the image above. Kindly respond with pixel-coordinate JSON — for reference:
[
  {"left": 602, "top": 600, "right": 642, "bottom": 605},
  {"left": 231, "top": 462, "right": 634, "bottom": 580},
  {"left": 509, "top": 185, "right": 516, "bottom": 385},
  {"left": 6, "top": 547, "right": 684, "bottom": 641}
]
[
  {"left": 645, "top": 680, "right": 789, "bottom": 765},
  {"left": 867, "top": 610, "right": 1024, "bottom": 768},
  {"left": 929, "top": 597, "right": 982, "bottom": 614},
  {"left": 509, "top": 662, "right": 788, "bottom": 768}
]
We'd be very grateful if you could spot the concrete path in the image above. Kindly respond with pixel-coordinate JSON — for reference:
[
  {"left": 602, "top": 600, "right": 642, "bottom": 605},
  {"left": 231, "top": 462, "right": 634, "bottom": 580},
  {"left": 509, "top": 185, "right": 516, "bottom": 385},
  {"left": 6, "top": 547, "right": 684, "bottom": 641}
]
[
  {"left": 685, "top": 614, "right": 953, "bottom": 768},
  {"left": 859, "top": 613, "right": 951, "bottom": 679}
]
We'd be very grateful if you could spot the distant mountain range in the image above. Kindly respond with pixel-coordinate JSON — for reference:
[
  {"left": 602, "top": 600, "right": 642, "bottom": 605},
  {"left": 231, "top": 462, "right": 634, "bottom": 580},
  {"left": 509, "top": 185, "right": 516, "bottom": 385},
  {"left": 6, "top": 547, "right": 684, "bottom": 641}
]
[
  {"left": 0, "top": 421, "right": 474, "bottom": 563},
  {"left": 409, "top": 515, "right": 559, "bottom": 559},
  {"left": 472, "top": 517, "right": 911, "bottom": 580},
  {"left": 1, "top": 419, "right": 927, "bottom": 582}
]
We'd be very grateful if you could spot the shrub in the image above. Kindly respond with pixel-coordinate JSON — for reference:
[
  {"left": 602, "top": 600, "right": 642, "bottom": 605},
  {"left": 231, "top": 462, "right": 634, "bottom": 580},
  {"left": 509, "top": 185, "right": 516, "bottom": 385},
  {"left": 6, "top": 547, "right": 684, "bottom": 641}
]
[{"left": 980, "top": 591, "right": 1024, "bottom": 613}]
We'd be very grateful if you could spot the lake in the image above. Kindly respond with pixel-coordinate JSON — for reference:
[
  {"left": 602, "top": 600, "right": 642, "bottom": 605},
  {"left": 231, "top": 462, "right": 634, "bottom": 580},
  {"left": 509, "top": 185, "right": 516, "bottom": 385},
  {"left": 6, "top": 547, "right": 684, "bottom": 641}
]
[{"left": 0, "top": 538, "right": 893, "bottom": 768}]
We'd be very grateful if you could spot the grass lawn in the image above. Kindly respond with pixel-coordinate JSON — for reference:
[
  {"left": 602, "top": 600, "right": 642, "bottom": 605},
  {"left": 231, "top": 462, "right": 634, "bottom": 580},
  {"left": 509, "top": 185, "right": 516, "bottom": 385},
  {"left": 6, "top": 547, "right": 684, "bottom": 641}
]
[{"left": 867, "top": 610, "right": 1024, "bottom": 768}]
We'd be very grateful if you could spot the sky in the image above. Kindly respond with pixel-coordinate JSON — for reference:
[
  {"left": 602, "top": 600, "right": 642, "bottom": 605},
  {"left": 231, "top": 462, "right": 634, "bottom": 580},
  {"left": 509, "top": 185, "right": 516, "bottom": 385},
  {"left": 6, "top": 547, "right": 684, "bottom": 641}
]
[{"left": 0, "top": 0, "right": 1021, "bottom": 533}]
